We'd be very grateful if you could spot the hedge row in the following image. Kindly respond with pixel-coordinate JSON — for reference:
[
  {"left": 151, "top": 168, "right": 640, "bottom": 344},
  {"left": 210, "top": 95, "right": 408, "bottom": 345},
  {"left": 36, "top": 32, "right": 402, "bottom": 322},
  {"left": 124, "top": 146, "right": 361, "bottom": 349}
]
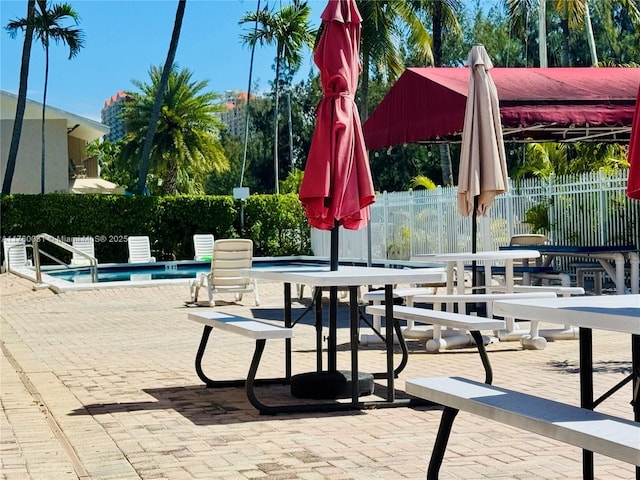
[{"left": 1, "top": 193, "right": 312, "bottom": 263}]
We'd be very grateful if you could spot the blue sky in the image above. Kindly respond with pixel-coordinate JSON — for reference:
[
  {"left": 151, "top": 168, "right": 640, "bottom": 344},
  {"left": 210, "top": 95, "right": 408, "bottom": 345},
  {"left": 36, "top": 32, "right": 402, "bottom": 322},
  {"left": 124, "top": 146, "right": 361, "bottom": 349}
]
[{"left": 1, "top": 0, "right": 325, "bottom": 122}]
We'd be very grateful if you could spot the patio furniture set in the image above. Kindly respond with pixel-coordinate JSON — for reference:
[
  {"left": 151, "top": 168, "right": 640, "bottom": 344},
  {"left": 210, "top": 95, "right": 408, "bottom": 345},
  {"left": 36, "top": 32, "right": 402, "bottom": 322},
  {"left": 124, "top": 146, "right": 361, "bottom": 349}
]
[{"left": 184, "top": 243, "right": 639, "bottom": 480}]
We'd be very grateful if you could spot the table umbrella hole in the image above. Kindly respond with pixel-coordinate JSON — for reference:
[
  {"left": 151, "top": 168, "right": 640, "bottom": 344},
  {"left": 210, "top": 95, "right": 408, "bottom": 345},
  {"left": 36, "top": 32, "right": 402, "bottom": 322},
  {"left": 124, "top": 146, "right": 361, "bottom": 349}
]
[{"left": 290, "top": 370, "right": 374, "bottom": 400}]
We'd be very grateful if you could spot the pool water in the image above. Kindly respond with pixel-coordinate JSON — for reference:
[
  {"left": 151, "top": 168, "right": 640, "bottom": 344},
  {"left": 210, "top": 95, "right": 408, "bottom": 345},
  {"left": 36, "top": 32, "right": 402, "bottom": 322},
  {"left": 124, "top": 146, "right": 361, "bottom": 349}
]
[
  {"left": 45, "top": 259, "right": 330, "bottom": 284},
  {"left": 46, "top": 261, "right": 207, "bottom": 283}
]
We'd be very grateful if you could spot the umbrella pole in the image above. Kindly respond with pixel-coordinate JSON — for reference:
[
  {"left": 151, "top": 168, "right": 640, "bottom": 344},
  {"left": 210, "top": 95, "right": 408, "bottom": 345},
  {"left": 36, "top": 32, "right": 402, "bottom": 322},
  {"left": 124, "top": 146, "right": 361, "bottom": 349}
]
[
  {"left": 471, "top": 196, "right": 487, "bottom": 315},
  {"left": 331, "top": 220, "right": 339, "bottom": 271},
  {"left": 472, "top": 195, "right": 478, "bottom": 284},
  {"left": 329, "top": 220, "right": 339, "bottom": 371}
]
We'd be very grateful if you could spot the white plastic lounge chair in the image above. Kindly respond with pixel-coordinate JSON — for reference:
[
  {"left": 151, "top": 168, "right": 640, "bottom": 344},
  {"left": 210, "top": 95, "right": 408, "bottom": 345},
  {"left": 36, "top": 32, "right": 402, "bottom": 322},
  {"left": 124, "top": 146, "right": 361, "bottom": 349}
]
[
  {"left": 127, "top": 236, "right": 156, "bottom": 263},
  {"left": 189, "top": 238, "right": 260, "bottom": 306},
  {"left": 70, "top": 236, "right": 97, "bottom": 266},
  {"left": 2, "top": 237, "right": 31, "bottom": 272},
  {"left": 193, "top": 234, "right": 214, "bottom": 261}
]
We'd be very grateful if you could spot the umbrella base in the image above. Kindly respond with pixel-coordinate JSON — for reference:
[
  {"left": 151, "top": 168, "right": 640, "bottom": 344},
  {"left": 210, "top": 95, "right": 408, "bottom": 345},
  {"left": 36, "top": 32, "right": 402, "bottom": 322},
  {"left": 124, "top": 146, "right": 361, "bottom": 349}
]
[{"left": 290, "top": 370, "right": 374, "bottom": 400}]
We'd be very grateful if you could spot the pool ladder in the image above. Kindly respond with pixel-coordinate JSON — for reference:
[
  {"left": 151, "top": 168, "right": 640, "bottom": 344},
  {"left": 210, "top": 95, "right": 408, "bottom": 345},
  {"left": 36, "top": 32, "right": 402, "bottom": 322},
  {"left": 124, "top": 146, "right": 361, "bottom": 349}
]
[{"left": 32, "top": 233, "right": 98, "bottom": 285}]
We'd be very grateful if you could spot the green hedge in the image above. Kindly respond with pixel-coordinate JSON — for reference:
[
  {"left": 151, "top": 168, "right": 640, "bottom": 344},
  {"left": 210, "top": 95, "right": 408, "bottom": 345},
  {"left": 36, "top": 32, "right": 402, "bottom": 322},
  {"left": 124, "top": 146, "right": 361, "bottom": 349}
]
[{"left": 1, "top": 193, "right": 312, "bottom": 263}]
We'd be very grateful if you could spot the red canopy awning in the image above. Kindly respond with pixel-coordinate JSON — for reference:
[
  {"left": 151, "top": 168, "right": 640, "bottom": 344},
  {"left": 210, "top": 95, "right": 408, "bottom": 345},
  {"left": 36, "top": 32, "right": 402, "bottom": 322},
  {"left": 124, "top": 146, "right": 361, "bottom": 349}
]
[{"left": 363, "top": 67, "right": 640, "bottom": 149}]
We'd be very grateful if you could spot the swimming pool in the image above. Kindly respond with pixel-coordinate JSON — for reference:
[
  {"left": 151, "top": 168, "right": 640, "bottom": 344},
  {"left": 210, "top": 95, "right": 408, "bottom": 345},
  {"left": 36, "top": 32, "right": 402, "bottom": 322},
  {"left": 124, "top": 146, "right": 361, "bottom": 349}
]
[
  {"left": 47, "top": 260, "right": 211, "bottom": 283},
  {"left": 29, "top": 257, "right": 335, "bottom": 292},
  {"left": 14, "top": 256, "right": 433, "bottom": 293}
]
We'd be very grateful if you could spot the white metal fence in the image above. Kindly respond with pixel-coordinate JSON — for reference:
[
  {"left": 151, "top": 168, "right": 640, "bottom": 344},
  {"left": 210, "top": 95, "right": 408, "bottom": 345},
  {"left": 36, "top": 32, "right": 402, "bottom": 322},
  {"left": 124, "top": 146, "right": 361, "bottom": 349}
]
[{"left": 311, "top": 169, "right": 639, "bottom": 262}]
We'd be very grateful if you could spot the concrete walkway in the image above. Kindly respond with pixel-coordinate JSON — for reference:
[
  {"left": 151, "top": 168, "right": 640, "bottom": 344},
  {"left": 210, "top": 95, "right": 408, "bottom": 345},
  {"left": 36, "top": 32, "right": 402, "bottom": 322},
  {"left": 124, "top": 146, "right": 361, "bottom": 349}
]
[{"left": 1, "top": 273, "right": 636, "bottom": 479}]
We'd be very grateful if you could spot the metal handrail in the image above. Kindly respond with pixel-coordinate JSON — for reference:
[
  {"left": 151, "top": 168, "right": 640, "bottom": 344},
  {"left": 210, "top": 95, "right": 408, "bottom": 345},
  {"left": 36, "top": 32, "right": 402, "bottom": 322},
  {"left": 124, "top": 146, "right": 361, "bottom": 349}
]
[{"left": 33, "top": 233, "right": 98, "bottom": 284}]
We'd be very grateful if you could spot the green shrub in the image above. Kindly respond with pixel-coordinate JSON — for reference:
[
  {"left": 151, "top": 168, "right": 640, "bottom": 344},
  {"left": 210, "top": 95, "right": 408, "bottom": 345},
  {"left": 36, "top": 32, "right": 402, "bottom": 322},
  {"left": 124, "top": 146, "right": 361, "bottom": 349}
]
[{"left": 1, "top": 193, "right": 312, "bottom": 263}]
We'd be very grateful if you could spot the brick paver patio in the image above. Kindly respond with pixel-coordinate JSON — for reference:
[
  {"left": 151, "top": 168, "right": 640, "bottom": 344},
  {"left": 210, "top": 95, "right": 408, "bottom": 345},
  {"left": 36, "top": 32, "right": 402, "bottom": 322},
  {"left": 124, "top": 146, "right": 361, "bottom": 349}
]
[{"left": 1, "top": 273, "right": 635, "bottom": 479}]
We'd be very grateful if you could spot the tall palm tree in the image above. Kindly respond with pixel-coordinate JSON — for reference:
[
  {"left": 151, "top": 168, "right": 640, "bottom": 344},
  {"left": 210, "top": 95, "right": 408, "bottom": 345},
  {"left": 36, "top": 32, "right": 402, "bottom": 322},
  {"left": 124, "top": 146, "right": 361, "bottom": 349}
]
[
  {"left": 508, "top": 0, "right": 640, "bottom": 66},
  {"left": 357, "top": 1, "right": 433, "bottom": 121},
  {"left": 122, "top": 66, "right": 229, "bottom": 195},
  {"left": 415, "top": 0, "right": 463, "bottom": 186},
  {"left": 136, "top": 0, "right": 186, "bottom": 195},
  {"left": 6, "top": 0, "right": 84, "bottom": 194},
  {"left": 240, "top": 1, "right": 315, "bottom": 194},
  {"left": 507, "top": 0, "right": 588, "bottom": 66},
  {"left": 3, "top": 0, "right": 36, "bottom": 194}
]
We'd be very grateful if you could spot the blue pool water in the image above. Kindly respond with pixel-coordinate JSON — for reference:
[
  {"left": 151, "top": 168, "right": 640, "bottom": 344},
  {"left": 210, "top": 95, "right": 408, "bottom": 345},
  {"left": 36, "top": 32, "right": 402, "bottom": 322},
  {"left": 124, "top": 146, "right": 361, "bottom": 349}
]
[{"left": 45, "top": 258, "right": 330, "bottom": 283}]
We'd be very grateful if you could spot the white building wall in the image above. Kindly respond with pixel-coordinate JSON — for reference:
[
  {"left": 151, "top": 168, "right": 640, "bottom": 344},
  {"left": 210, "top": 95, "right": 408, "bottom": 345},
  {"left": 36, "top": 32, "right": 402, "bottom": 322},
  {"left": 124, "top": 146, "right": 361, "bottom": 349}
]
[{"left": 1, "top": 118, "right": 69, "bottom": 193}]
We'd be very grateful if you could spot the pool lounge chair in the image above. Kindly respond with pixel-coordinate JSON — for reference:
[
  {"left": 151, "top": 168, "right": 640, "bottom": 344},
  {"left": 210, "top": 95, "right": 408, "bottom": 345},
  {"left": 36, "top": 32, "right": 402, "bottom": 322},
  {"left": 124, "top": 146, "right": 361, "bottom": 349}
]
[
  {"left": 193, "top": 234, "right": 214, "bottom": 261},
  {"left": 189, "top": 239, "right": 260, "bottom": 306},
  {"left": 70, "top": 236, "right": 97, "bottom": 266},
  {"left": 2, "top": 237, "right": 32, "bottom": 272},
  {"left": 127, "top": 236, "right": 156, "bottom": 263}
]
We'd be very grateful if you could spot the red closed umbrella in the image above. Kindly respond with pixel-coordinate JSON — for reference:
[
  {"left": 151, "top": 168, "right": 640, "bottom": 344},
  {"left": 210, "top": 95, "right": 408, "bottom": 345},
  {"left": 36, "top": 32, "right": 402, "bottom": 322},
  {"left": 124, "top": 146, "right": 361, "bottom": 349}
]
[
  {"left": 299, "top": 0, "right": 374, "bottom": 237},
  {"left": 627, "top": 84, "right": 640, "bottom": 199},
  {"left": 297, "top": 0, "right": 374, "bottom": 380}
]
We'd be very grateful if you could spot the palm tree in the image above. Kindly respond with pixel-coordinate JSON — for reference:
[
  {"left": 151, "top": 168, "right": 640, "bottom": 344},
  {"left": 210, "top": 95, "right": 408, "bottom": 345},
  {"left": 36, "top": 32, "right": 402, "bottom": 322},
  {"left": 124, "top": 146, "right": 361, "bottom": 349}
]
[
  {"left": 507, "top": 0, "right": 640, "bottom": 66},
  {"left": 6, "top": 0, "right": 84, "bottom": 194},
  {"left": 136, "top": 0, "right": 186, "bottom": 195},
  {"left": 240, "top": 1, "right": 315, "bottom": 194},
  {"left": 357, "top": 1, "right": 433, "bottom": 121},
  {"left": 507, "top": 0, "right": 591, "bottom": 66},
  {"left": 417, "top": 0, "right": 462, "bottom": 186},
  {"left": 121, "top": 66, "right": 229, "bottom": 195},
  {"left": 513, "top": 142, "right": 629, "bottom": 181},
  {"left": 3, "top": 0, "right": 36, "bottom": 194}
]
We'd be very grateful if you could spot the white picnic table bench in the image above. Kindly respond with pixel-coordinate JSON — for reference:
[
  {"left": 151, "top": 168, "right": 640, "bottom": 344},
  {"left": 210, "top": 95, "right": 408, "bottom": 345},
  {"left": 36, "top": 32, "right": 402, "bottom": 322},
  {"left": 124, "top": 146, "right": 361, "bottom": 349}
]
[
  {"left": 406, "top": 376, "right": 640, "bottom": 479},
  {"left": 187, "top": 310, "right": 294, "bottom": 415}
]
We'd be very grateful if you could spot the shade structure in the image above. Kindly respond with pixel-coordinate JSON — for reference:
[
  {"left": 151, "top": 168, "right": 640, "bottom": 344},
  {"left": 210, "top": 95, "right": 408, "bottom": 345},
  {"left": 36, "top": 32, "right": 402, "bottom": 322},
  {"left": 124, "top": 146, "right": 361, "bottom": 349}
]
[
  {"left": 363, "top": 67, "right": 640, "bottom": 149},
  {"left": 627, "top": 84, "right": 640, "bottom": 199},
  {"left": 299, "top": 0, "right": 374, "bottom": 233}
]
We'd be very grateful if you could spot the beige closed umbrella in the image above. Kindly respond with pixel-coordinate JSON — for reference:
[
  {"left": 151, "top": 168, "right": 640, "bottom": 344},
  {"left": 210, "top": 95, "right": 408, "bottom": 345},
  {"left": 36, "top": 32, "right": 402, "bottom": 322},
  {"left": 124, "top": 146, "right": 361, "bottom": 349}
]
[{"left": 457, "top": 45, "right": 508, "bottom": 254}]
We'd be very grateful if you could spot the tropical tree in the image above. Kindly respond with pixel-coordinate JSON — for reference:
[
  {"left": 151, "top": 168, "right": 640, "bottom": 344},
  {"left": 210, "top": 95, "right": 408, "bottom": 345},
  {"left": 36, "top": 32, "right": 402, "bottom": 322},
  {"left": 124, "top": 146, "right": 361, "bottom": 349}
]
[
  {"left": 86, "top": 139, "right": 122, "bottom": 182},
  {"left": 121, "top": 66, "right": 229, "bottom": 195},
  {"left": 240, "top": 1, "right": 316, "bottom": 193},
  {"left": 279, "top": 167, "right": 304, "bottom": 194},
  {"left": 505, "top": 0, "right": 639, "bottom": 66},
  {"left": 410, "top": 174, "right": 437, "bottom": 190},
  {"left": 5, "top": 0, "right": 84, "bottom": 194},
  {"left": 512, "top": 142, "right": 630, "bottom": 181},
  {"left": 589, "top": 0, "right": 640, "bottom": 64},
  {"left": 357, "top": 1, "right": 433, "bottom": 120},
  {"left": 506, "top": 0, "right": 587, "bottom": 66},
  {"left": 418, "top": 0, "right": 463, "bottom": 186},
  {"left": 3, "top": 0, "right": 36, "bottom": 194},
  {"left": 136, "top": 0, "right": 186, "bottom": 195}
]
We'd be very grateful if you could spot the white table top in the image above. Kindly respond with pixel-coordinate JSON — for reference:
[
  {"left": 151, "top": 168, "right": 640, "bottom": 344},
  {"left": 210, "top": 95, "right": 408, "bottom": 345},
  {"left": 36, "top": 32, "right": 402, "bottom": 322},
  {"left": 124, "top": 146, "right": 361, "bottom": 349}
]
[
  {"left": 413, "top": 250, "right": 541, "bottom": 263},
  {"left": 243, "top": 265, "right": 446, "bottom": 288},
  {"left": 493, "top": 294, "right": 640, "bottom": 335}
]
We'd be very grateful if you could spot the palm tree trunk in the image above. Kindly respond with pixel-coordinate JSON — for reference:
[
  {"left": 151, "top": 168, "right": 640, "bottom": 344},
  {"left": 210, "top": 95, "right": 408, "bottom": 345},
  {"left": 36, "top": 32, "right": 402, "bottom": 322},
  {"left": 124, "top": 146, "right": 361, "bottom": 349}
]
[
  {"left": 584, "top": 1, "right": 598, "bottom": 66},
  {"left": 136, "top": 0, "right": 186, "bottom": 195},
  {"left": 41, "top": 41, "right": 50, "bottom": 194},
  {"left": 561, "top": 2, "right": 570, "bottom": 66},
  {"left": 287, "top": 91, "right": 294, "bottom": 172},
  {"left": 432, "top": 5, "right": 453, "bottom": 186},
  {"left": 3, "top": 0, "right": 36, "bottom": 194},
  {"left": 162, "top": 161, "right": 178, "bottom": 195},
  {"left": 439, "top": 144, "right": 453, "bottom": 186},
  {"left": 432, "top": 3, "right": 442, "bottom": 67},
  {"left": 538, "top": 0, "right": 548, "bottom": 67},
  {"left": 273, "top": 47, "right": 281, "bottom": 194},
  {"left": 239, "top": 0, "right": 261, "bottom": 189}
]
